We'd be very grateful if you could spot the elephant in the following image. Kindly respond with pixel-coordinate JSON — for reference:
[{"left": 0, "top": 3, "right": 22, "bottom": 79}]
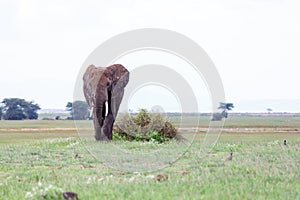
[{"left": 83, "top": 64, "right": 129, "bottom": 141}]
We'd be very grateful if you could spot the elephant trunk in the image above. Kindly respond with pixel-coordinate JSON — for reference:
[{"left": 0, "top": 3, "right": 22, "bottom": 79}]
[
  {"left": 94, "top": 100, "right": 108, "bottom": 141},
  {"left": 92, "top": 84, "right": 108, "bottom": 140},
  {"left": 101, "top": 88, "right": 125, "bottom": 140}
]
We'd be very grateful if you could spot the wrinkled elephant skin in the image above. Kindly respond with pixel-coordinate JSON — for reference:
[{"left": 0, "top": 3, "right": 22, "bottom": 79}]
[{"left": 83, "top": 64, "right": 129, "bottom": 141}]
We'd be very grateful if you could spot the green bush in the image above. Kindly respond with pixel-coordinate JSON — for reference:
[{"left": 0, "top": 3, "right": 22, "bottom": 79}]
[
  {"left": 113, "top": 109, "right": 177, "bottom": 143},
  {"left": 112, "top": 133, "right": 127, "bottom": 141}
]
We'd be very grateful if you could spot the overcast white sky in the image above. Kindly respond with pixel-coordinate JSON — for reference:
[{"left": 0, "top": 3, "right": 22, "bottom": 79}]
[{"left": 1, "top": 0, "right": 300, "bottom": 112}]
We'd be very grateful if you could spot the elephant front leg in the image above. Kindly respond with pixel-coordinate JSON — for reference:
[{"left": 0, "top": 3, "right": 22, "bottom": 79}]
[
  {"left": 102, "top": 91, "right": 124, "bottom": 140},
  {"left": 102, "top": 114, "right": 114, "bottom": 140},
  {"left": 94, "top": 106, "right": 107, "bottom": 141},
  {"left": 93, "top": 116, "right": 102, "bottom": 141}
]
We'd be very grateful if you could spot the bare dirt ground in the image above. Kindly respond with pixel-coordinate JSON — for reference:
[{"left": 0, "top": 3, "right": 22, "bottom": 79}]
[
  {"left": 179, "top": 127, "right": 300, "bottom": 133},
  {"left": 0, "top": 127, "right": 299, "bottom": 133}
]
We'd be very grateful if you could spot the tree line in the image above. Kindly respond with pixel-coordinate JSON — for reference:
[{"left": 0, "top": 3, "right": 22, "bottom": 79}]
[
  {"left": 0, "top": 98, "right": 90, "bottom": 120},
  {"left": 0, "top": 97, "right": 234, "bottom": 121}
]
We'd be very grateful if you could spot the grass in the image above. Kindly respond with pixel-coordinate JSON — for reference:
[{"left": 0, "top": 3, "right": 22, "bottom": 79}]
[
  {"left": 0, "top": 115, "right": 299, "bottom": 199},
  {"left": 0, "top": 120, "right": 75, "bottom": 129}
]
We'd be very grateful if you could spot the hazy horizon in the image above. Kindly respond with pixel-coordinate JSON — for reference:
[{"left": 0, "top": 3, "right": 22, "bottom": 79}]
[{"left": 38, "top": 99, "right": 300, "bottom": 114}]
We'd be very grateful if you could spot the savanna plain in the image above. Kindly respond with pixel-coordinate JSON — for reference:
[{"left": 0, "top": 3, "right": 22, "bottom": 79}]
[{"left": 0, "top": 115, "right": 299, "bottom": 199}]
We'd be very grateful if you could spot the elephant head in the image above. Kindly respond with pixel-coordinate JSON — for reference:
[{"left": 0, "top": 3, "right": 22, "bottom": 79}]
[{"left": 83, "top": 64, "right": 129, "bottom": 141}]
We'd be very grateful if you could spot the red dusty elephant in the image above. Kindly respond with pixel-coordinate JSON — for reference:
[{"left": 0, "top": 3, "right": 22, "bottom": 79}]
[{"left": 83, "top": 64, "right": 129, "bottom": 141}]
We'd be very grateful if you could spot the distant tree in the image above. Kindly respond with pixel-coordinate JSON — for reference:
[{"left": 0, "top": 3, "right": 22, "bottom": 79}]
[
  {"left": 0, "top": 106, "right": 2, "bottom": 120},
  {"left": 266, "top": 108, "right": 273, "bottom": 113},
  {"left": 1, "top": 98, "right": 40, "bottom": 120},
  {"left": 66, "top": 101, "right": 90, "bottom": 120},
  {"left": 66, "top": 102, "right": 72, "bottom": 111},
  {"left": 212, "top": 102, "right": 234, "bottom": 121},
  {"left": 218, "top": 102, "right": 234, "bottom": 118},
  {"left": 23, "top": 101, "right": 41, "bottom": 119}
]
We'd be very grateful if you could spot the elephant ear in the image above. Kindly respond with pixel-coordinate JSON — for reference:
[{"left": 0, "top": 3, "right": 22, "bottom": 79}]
[
  {"left": 83, "top": 65, "right": 104, "bottom": 106},
  {"left": 103, "top": 70, "right": 113, "bottom": 85},
  {"left": 106, "top": 64, "right": 129, "bottom": 85}
]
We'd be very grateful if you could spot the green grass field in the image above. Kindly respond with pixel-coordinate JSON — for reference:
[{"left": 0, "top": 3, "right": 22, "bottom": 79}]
[{"left": 0, "top": 115, "right": 299, "bottom": 199}]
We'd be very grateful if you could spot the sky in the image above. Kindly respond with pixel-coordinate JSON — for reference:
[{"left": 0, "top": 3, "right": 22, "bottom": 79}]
[{"left": 1, "top": 0, "right": 300, "bottom": 112}]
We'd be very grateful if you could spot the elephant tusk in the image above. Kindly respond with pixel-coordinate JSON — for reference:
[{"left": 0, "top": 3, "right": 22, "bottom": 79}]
[
  {"left": 90, "top": 106, "right": 94, "bottom": 118},
  {"left": 105, "top": 101, "right": 108, "bottom": 116}
]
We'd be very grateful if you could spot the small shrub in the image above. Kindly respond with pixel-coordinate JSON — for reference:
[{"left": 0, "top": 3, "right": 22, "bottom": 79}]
[
  {"left": 134, "top": 109, "right": 151, "bottom": 127},
  {"left": 146, "top": 131, "right": 167, "bottom": 143},
  {"left": 114, "top": 109, "right": 177, "bottom": 143}
]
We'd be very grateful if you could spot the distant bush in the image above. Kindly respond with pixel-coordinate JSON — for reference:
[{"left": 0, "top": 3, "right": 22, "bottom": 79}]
[
  {"left": 113, "top": 109, "right": 177, "bottom": 143},
  {"left": 212, "top": 113, "right": 223, "bottom": 121},
  {"left": 42, "top": 117, "right": 54, "bottom": 120}
]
